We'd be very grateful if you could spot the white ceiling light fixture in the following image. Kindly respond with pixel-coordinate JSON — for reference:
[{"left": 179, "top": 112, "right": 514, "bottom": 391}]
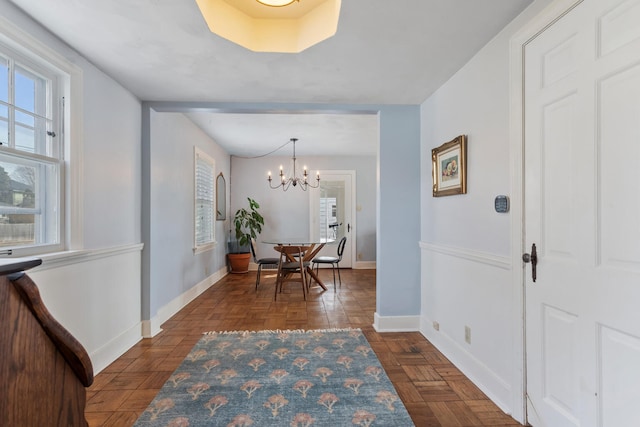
[
  {"left": 256, "top": 0, "right": 299, "bottom": 7},
  {"left": 268, "top": 138, "right": 320, "bottom": 191},
  {"left": 195, "top": 0, "right": 341, "bottom": 53}
]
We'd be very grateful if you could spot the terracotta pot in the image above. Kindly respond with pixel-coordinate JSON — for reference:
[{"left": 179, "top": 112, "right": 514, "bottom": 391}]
[{"left": 228, "top": 252, "right": 251, "bottom": 274}]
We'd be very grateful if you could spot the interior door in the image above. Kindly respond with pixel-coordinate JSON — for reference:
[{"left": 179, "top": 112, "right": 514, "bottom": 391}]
[
  {"left": 524, "top": 1, "right": 640, "bottom": 426},
  {"left": 310, "top": 171, "right": 354, "bottom": 268}
]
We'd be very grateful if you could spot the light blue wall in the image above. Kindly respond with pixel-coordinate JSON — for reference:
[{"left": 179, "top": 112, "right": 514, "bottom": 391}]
[
  {"left": 377, "top": 106, "right": 421, "bottom": 316},
  {"left": 142, "top": 110, "right": 231, "bottom": 320},
  {"left": 141, "top": 102, "right": 421, "bottom": 322}
]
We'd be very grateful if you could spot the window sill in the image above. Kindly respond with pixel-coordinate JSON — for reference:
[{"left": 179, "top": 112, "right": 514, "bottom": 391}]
[{"left": 193, "top": 241, "right": 217, "bottom": 255}]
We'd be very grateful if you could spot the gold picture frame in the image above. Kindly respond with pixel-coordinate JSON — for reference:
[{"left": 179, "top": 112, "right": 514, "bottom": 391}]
[{"left": 432, "top": 135, "right": 467, "bottom": 197}]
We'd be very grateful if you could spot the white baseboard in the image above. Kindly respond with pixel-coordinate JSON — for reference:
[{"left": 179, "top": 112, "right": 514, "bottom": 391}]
[
  {"left": 373, "top": 312, "right": 421, "bottom": 332},
  {"left": 91, "top": 321, "right": 142, "bottom": 374},
  {"left": 141, "top": 318, "right": 162, "bottom": 339},
  {"left": 354, "top": 261, "right": 376, "bottom": 269},
  {"left": 419, "top": 316, "right": 512, "bottom": 415},
  {"left": 143, "top": 266, "right": 228, "bottom": 338}
]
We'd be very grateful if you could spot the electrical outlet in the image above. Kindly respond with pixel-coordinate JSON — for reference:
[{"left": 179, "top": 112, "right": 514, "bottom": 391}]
[
  {"left": 465, "top": 326, "right": 471, "bottom": 344},
  {"left": 432, "top": 321, "right": 440, "bottom": 331}
]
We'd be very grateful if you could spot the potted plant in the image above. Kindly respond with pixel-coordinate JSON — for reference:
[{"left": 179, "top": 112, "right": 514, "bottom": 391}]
[{"left": 228, "top": 197, "right": 264, "bottom": 273}]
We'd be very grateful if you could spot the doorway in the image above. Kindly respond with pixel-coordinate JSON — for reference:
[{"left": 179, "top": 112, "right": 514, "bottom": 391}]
[{"left": 309, "top": 170, "right": 355, "bottom": 268}]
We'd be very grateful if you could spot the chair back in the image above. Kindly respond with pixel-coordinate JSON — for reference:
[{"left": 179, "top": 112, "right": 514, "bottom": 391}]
[
  {"left": 273, "top": 245, "right": 309, "bottom": 300},
  {"left": 336, "top": 236, "right": 347, "bottom": 260},
  {"left": 274, "top": 245, "right": 308, "bottom": 261}
]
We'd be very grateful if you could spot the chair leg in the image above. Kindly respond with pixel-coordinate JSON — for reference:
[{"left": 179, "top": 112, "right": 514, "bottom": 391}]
[
  {"left": 331, "top": 263, "right": 336, "bottom": 292},
  {"left": 274, "top": 268, "right": 281, "bottom": 301},
  {"left": 256, "top": 265, "right": 262, "bottom": 291},
  {"left": 301, "top": 269, "right": 307, "bottom": 301},
  {"left": 336, "top": 262, "right": 342, "bottom": 286}
]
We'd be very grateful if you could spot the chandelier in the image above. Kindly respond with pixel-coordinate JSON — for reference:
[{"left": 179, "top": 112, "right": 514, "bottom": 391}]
[
  {"left": 256, "top": 0, "right": 299, "bottom": 6},
  {"left": 268, "top": 138, "right": 320, "bottom": 191}
]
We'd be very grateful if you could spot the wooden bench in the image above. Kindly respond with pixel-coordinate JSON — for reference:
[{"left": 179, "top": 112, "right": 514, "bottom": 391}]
[{"left": 0, "top": 258, "right": 94, "bottom": 426}]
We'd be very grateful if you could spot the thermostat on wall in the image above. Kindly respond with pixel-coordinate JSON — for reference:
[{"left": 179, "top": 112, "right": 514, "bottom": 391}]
[{"left": 494, "top": 195, "right": 509, "bottom": 213}]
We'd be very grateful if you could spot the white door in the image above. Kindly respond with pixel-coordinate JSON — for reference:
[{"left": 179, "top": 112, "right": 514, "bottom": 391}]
[
  {"left": 524, "top": 1, "right": 640, "bottom": 426},
  {"left": 310, "top": 171, "right": 354, "bottom": 268}
]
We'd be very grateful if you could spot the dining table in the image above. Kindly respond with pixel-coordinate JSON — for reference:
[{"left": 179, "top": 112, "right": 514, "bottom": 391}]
[{"left": 261, "top": 237, "right": 334, "bottom": 291}]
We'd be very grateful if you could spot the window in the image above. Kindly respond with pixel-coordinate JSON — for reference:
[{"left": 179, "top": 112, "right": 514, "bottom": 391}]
[
  {"left": 0, "top": 43, "right": 62, "bottom": 255},
  {"left": 194, "top": 147, "right": 215, "bottom": 252}
]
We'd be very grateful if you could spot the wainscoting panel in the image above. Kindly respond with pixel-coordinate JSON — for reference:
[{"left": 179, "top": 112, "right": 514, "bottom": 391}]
[
  {"left": 29, "top": 244, "right": 143, "bottom": 374},
  {"left": 419, "top": 242, "right": 514, "bottom": 415}
]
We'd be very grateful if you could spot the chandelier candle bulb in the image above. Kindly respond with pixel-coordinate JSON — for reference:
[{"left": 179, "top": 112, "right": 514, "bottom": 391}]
[{"left": 267, "top": 138, "right": 320, "bottom": 191}]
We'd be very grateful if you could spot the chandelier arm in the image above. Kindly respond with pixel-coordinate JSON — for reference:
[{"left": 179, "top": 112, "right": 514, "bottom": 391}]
[
  {"left": 266, "top": 137, "right": 320, "bottom": 192},
  {"left": 306, "top": 178, "right": 320, "bottom": 189},
  {"left": 268, "top": 178, "right": 284, "bottom": 189}
]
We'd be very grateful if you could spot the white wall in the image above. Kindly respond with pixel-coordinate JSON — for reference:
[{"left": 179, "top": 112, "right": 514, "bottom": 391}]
[
  {"left": 231, "top": 155, "right": 376, "bottom": 264},
  {"left": 0, "top": 1, "right": 143, "bottom": 374},
  {"left": 146, "top": 112, "right": 230, "bottom": 335},
  {"left": 82, "top": 68, "right": 141, "bottom": 249},
  {"left": 419, "top": 0, "right": 553, "bottom": 421}
]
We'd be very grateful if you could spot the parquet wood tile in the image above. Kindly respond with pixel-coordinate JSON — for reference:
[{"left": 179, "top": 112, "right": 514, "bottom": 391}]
[{"left": 85, "top": 269, "right": 524, "bottom": 426}]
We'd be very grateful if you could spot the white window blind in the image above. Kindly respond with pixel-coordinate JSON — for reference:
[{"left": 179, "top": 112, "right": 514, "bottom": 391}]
[{"left": 194, "top": 147, "right": 215, "bottom": 251}]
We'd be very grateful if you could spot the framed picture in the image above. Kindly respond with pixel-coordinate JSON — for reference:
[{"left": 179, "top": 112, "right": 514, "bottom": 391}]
[{"left": 432, "top": 135, "right": 467, "bottom": 197}]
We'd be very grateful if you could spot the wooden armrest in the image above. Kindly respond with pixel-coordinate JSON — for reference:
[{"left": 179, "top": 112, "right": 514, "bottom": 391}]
[{"left": 9, "top": 273, "right": 94, "bottom": 387}]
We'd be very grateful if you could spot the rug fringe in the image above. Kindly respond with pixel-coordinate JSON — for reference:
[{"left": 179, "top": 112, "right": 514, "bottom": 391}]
[{"left": 203, "top": 327, "right": 362, "bottom": 336}]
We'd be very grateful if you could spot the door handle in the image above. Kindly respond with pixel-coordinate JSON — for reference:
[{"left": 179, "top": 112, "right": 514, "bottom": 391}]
[
  {"left": 522, "top": 243, "right": 538, "bottom": 282},
  {"left": 347, "top": 223, "right": 351, "bottom": 232}
]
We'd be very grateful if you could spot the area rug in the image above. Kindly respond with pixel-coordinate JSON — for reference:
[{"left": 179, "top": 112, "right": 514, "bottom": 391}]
[{"left": 133, "top": 328, "right": 414, "bottom": 426}]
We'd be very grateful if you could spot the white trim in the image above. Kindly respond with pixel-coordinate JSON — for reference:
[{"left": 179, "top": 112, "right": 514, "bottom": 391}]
[
  {"left": 508, "top": 0, "right": 583, "bottom": 423},
  {"left": 354, "top": 261, "right": 376, "bottom": 269},
  {"left": 30, "top": 243, "right": 144, "bottom": 272},
  {"left": 67, "top": 68, "right": 84, "bottom": 251},
  {"left": 0, "top": 12, "right": 85, "bottom": 253},
  {"left": 0, "top": 15, "right": 81, "bottom": 74},
  {"left": 91, "top": 321, "right": 142, "bottom": 375},
  {"left": 420, "top": 241, "right": 511, "bottom": 270},
  {"left": 143, "top": 265, "right": 228, "bottom": 338},
  {"left": 373, "top": 312, "right": 420, "bottom": 332},
  {"left": 419, "top": 316, "right": 513, "bottom": 416},
  {"left": 141, "top": 318, "right": 163, "bottom": 340},
  {"left": 309, "top": 170, "right": 357, "bottom": 268}
]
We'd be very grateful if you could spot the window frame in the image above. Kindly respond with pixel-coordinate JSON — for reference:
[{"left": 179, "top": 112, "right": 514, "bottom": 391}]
[
  {"left": 193, "top": 146, "right": 216, "bottom": 254},
  {"left": 0, "top": 15, "right": 81, "bottom": 257}
]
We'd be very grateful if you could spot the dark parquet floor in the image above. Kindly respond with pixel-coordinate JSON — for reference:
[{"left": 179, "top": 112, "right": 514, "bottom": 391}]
[{"left": 85, "top": 268, "right": 524, "bottom": 426}]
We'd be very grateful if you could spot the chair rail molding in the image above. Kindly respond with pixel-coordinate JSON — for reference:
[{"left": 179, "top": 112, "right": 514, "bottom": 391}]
[{"left": 419, "top": 241, "right": 511, "bottom": 270}]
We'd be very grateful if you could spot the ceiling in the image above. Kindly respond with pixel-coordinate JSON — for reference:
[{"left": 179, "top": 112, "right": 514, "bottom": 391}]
[{"left": 8, "top": 0, "right": 533, "bottom": 156}]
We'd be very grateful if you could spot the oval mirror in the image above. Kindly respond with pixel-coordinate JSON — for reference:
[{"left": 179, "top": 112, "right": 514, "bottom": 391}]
[{"left": 216, "top": 173, "right": 226, "bottom": 221}]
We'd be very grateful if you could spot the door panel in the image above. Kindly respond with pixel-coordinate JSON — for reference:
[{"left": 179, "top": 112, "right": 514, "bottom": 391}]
[
  {"left": 599, "top": 325, "right": 640, "bottom": 426},
  {"left": 524, "top": 1, "right": 640, "bottom": 426},
  {"left": 599, "top": 64, "right": 640, "bottom": 268}
]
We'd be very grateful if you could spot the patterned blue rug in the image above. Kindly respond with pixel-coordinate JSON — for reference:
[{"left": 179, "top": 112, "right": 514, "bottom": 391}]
[{"left": 133, "top": 328, "right": 414, "bottom": 426}]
